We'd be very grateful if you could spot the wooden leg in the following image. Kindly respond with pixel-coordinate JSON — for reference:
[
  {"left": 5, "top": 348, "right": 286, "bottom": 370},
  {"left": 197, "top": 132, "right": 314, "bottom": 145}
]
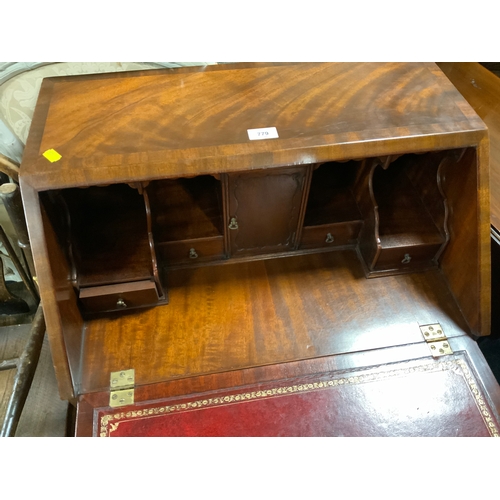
[
  {"left": 0, "top": 250, "right": 30, "bottom": 315},
  {"left": 0, "top": 305, "right": 45, "bottom": 437},
  {"left": 0, "top": 226, "right": 38, "bottom": 304},
  {"left": 0, "top": 183, "right": 37, "bottom": 280}
]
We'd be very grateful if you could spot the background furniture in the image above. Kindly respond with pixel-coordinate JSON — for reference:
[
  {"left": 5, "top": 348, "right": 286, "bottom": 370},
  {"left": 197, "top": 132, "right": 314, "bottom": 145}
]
[{"left": 0, "top": 172, "right": 42, "bottom": 436}]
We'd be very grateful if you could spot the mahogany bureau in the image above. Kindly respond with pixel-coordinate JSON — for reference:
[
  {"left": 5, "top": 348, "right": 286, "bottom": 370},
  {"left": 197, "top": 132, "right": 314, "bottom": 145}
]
[{"left": 19, "top": 63, "right": 500, "bottom": 436}]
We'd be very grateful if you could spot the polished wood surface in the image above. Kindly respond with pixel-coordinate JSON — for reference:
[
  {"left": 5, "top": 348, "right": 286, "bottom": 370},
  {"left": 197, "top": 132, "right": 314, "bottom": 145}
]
[
  {"left": 437, "top": 63, "right": 500, "bottom": 341},
  {"left": 228, "top": 167, "right": 306, "bottom": 256},
  {"left": 21, "top": 63, "right": 486, "bottom": 191},
  {"left": 20, "top": 181, "right": 83, "bottom": 400},
  {"left": 81, "top": 250, "right": 470, "bottom": 394},
  {"left": 437, "top": 62, "right": 500, "bottom": 230},
  {"left": 439, "top": 147, "right": 490, "bottom": 335},
  {"left": 98, "top": 355, "right": 497, "bottom": 436},
  {"left": 19, "top": 63, "right": 492, "bottom": 404},
  {"left": 75, "top": 334, "right": 500, "bottom": 436}
]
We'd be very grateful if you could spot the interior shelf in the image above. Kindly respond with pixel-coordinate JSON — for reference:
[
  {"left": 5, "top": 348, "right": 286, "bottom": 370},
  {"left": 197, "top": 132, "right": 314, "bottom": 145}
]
[
  {"left": 58, "top": 184, "right": 153, "bottom": 287},
  {"left": 357, "top": 152, "right": 449, "bottom": 274},
  {"left": 303, "top": 161, "right": 362, "bottom": 227},
  {"left": 373, "top": 162, "right": 445, "bottom": 249},
  {"left": 148, "top": 175, "right": 224, "bottom": 242}
]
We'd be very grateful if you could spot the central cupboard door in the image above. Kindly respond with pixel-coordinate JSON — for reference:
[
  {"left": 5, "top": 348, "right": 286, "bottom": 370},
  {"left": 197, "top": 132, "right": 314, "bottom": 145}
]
[{"left": 227, "top": 167, "right": 308, "bottom": 257}]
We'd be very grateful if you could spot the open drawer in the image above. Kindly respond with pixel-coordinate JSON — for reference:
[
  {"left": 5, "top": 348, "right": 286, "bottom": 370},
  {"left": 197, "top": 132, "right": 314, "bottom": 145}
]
[{"left": 79, "top": 280, "right": 161, "bottom": 314}]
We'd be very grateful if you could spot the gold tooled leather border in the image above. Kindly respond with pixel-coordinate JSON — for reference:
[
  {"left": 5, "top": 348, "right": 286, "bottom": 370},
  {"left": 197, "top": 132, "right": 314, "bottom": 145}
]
[{"left": 99, "top": 356, "right": 500, "bottom": 437}]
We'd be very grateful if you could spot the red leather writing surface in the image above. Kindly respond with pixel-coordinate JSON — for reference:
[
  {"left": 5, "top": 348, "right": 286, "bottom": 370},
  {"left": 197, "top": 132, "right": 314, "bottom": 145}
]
[{"left": 98, "top": 354, "right": 499, "bottom": 437}]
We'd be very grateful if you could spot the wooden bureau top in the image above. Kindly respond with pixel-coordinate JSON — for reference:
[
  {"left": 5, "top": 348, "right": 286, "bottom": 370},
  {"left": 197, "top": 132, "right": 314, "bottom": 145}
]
[{"left": 20, "top": 62, "right": 487, "bottom": 191}]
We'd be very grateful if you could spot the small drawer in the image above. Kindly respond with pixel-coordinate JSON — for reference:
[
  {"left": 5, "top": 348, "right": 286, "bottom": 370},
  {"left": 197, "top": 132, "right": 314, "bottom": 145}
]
[
  {"left": 158, "top": 236, "right": 225, "bottom": 266},
  {"left": 300, "top": 221, "right": 362, "bottom": 250},
  {"left": 373, "top": 243, "right": 443, "bottom": 272},
  {"left": 79, "top": 280, "right": 160, "bottom": 313}
]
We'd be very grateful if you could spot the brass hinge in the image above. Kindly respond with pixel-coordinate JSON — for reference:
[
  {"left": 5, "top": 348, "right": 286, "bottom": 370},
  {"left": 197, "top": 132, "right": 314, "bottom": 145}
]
[
  {"left": 419, "top": 323, "right": 453, "bottom": 357},
  {"left": 109, "top": 369, "right": 135, "bottom": 407}
]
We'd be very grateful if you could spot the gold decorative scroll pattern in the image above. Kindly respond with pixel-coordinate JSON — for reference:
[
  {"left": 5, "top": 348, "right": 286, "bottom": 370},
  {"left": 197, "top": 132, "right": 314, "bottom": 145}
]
[{"left": 99, "top": 357, "right": 500, "bottom": 437}]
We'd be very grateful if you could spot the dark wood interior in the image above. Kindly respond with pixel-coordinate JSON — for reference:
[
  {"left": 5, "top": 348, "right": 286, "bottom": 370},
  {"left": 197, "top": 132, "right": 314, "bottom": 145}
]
[
  {"left": 373, "top": 157, "right": 445, "bottom": 249},
  {"left": 57, "top": 184, "right": 153, "bottom": 287},
  {"left": 39, "top": 147, "right": 474, "bottom": 300},
  {"left": 149, "top": 175, "right": 224, "bottom": 242},
  {"left": 34, "top": 144, "right": 484, "bottom": 397},
  {"left": 303, "top": 161, "right": 362, "bottom": 227},
  {"left": 367, "top": 152, "right": 449, "bottom": 272}
]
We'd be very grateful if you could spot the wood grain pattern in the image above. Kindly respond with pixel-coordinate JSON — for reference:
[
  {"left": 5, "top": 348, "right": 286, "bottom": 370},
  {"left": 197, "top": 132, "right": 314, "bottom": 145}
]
[
  {"left": 439, "top": 147, "right": 490, "bottom": 336},
  {"left": 435, "top": 64, "right": 495, "bottom": 337},
  {"left": 97, "top": 356, "right": 498, "bottom": 436},
  {"left": 19, "top": 63, "right": 491, "bottom": 404},
  {"left": 21, "top": 63, "right": 486, "bottom": 191},
  {"left": 437, "top": 63, "right": 500, "bottom": 230},
  {"left": 228, "top": 167, "right": 306, "bottom": 256},
  {"left": 80, "top": 250, "right": 471, "bottom": 394},
  {"left": 75, "top": 334, "right": 500, "bottom": 437},
  {"left": 19, "top": 182, "right": 82, "bottom": 401}
]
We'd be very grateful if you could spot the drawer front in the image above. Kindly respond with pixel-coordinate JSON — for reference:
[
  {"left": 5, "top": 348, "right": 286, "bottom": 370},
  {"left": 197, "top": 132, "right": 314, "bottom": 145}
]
[
  {"left": 158, "top": 236, "right": 225, "bottom": 266},
  {"left": 79, "top": 280, "right": 160, "bottom": 313},
  {"left": 300, "top": 221, "right": 362, "bottom": 250},
  {"left": 374, "top": 243, "right": 443, "bottom": 272}
]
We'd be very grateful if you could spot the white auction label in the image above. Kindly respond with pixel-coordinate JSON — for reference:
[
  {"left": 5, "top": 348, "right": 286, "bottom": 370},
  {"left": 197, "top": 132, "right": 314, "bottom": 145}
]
[{"left": 247, "top": 127, "right": 279, "bottom": 140}]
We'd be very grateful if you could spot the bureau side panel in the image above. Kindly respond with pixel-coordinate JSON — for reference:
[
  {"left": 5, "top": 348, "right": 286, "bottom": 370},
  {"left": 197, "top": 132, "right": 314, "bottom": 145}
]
[
  {"left": 477, "top": 138, "right": 491, "bottom": 335},
  {"left": 440, "top": 143, "right": 491, "bottom": 336},
  {"left": 20, "top": 180, "right": 84, "bottom": 400}
]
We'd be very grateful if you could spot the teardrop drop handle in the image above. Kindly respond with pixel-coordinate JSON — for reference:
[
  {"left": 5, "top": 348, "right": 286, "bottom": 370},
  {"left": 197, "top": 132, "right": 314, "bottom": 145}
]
[{"left": 228, "top": 217, "right": 239, "bottom": 230}]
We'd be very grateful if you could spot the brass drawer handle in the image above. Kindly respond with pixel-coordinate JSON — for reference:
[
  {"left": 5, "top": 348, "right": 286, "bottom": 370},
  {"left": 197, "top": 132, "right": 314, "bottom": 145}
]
[
  {"left": 116, "top": 298, "right": 127, "bottom": 308},
  {"left": 189, "top": 248, "right": 198, "bottom": 259},
  {"left": 402, "top": 253, "right": 411, "bottom": 264},
  {"left": 325, "top": 233, "right": 334, "bottom": 243},
  {"left": 228, "top": 217, "right": 239, "bottom": 230}
]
